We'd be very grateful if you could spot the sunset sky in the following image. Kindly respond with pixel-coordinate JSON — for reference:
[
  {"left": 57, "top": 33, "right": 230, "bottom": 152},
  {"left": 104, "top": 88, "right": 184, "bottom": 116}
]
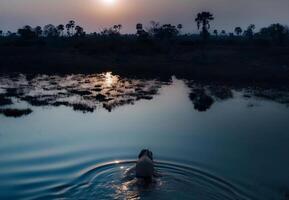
[{"left": 0, "top": 0, "right": 289, "bottom": 33}]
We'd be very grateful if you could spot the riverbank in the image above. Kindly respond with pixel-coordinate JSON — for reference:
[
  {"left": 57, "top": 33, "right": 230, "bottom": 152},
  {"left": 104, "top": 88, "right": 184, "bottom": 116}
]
[{"left": 1, "top": 45, "right": 289, "bottom": 84}]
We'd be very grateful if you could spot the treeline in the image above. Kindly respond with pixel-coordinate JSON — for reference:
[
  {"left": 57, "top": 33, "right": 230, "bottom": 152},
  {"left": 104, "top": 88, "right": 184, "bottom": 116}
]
[{"left": 1, "top": 12, "right": 289, "bottom": 46}]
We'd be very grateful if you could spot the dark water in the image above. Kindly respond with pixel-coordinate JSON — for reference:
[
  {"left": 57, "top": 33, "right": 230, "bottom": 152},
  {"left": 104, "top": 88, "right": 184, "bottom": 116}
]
[{"left": 1, "top": 73, "right": 289, "bottom": 200}]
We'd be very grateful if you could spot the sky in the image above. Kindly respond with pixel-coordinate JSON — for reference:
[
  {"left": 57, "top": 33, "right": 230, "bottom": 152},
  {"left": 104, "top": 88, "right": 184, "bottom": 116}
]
[{"left": 0, "top": 0, "right": 289, "bottom": 34}]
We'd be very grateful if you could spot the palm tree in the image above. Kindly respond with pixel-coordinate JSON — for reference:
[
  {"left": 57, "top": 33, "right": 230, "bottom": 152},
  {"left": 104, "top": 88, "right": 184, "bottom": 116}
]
[
  {"left": 234, "top": 27, "right": 242, "bottom": 36},
  {"left": 195, "top": 11, "right": 214, "bottom": 41},
  {"left": 136, "top": 23, "right": 143, "bottom": 35},
  {"left": 244, "top": 24, "right": 255, "bottom": 38},
  {"left": 136, "top": 23, "right": 149, "bottom": 39},
  {"left": 176, "top": 24, "right": 183, "bottom": 35},
  {"left": 101, "top": 25, "right": 122, "bottom": 37},
  {"left": 75, "top": 25, "right": 85, "bottom": 37},
  {"left": 57, "top": 24, "right": 65, "bottom": 36},
  {"left": 113, "top": 24, "right": 122, "bottom": 32},
  {"left": 136, "top": 23, "right": 143, "bottom": 31},
  {"left": 148, "top": 21, "right": 160, "bottom": 36},
  {"left": 66, "top": 20, "right": 75, "bottom": 36},
  {"left": 23, "top": 25, "right": 33, "bottom": 30}
]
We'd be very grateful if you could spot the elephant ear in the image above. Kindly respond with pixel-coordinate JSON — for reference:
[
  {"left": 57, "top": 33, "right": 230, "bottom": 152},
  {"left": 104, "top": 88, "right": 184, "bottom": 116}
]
[
  {"left": 138, "top": 149, "right": 153, "bottom": 160},
  {"left": 147, "top": 150, "right": 153, "bottom": 161},
  {"left": 138, "top": 149, "right": 147, "bottom": 159}
]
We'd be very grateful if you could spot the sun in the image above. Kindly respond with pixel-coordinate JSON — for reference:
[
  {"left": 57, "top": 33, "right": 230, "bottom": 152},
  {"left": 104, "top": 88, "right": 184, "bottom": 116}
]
[{"left": 102, "top": 0, "right": 116, "bottom": 6}]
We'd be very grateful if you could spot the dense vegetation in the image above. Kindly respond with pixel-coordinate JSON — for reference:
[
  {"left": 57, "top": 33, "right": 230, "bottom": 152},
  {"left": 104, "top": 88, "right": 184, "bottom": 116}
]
[
  {"left": 1, "top": 11, "right": 289, "bottom": 46},
  {"left": 1, "top": 12, "right": 289, "bottom": 84}
]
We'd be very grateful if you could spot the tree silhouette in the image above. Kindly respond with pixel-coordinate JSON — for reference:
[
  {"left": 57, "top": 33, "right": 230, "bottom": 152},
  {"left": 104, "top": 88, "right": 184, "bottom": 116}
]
[
  {"left": 57, "top": 24, "right": 65, "bottom": 37},
  {"left": 221, "top": 30, "right": 226, "bottom": 36},
  {"left": 146, "top": 22, "right": 180, "bottom": 39},
  {"left": 259, "top": 23, "right": 289, "bottom": 44},
  {"left": 34, "top": 26, "right": 43, "bottom": 37},
  {"left": 43, "top": 24, "right": 58, "bottom": 37},
  {"left": 213, "top": 29, "right": 218, "bottom": 36},
  {"left": 0, "top": 30, "right": 3, "bottom": 36},
  {"left": 136, "top": 23, "right": 143, "bottom": 34},
  {"left": 113, "top": 24, "right": 122, "bottom": 33},
  {"left": 101, "top": 25, "right": 122, "bottom": 37},
  {"left": 244, "top": 24, "right": 255, "bottom": 38},
  {"left": 148, "top": 21, "right": 160, "bottom": 36},
  {"left": 17, "top": 25, "right": 36, "bottom": 39},
  {"left": 155, "top": 24, "right": 180, "bottom": 39},
  {"left": 136, "top": 23, "right": 144, "bottom": 35},
  {"left": 234, "top": 27, "right": 242, "bottom": 36},
  {"left": 195, "top": 12, "right": 214, "bottom": 41},
  {"left": 177, "top": 24, "right": 183, "bottom": 32},
  {"left": 136, "top": 23, "right": 149, "bottom": 40},
  {"left": 75, "top": 25, "right": 85, "bottom": 37},
  {"left": 66, "top": 20, "right": 75, "bottom": 36},
  {"left": 70, "top": 21, "right": 76, "bottom": 35}
]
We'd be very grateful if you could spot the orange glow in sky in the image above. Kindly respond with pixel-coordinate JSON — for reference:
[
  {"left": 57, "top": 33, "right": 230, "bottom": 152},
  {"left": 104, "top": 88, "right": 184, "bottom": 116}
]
[
  {"left": 101, "top": 0, "right": 117, "bottom": 6},
  {"left": 1, "top": 0, "right": 289, "bottom": 33}
]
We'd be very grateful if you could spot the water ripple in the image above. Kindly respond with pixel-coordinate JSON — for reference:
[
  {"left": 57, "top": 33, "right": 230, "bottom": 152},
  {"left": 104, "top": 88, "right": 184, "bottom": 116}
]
[{"left": 21, "top": 160, "right": 253, "bottom": 200}]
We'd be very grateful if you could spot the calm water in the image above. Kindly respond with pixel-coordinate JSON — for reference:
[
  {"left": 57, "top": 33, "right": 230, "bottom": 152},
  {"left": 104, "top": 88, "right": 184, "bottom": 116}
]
[{"left": 1, "top": 73, "right": 289, "bottom": 200}]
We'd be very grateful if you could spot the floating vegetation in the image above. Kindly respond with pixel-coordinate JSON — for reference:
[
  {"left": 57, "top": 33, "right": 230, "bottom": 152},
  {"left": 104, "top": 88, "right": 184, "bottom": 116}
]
[
  {"left": 251, "top": 89, "right": 289, "bottom": 105},
  {"left": 0, "top": 73, "right": 165, "bottom": 115},
  {"left": 189, "top": 89, "right": 214, "bottom": 112},
  {"left": 207, "top": 86, "right": 233, "bottom": 100},
  {"left": 0, "top": 95, "right": 13, "bottom": 106},
  {"left": 95, "top": 94, "right": 107, "bottom": 102},
  {"left": 0, "top": 108, "right": 32, "bottom": 118},
  {"left": 72, "top": 103, "right": 94, "bottom": 113},
  {"left": 186, "top": 80, "right": 289, "bottom": 112},
  {"left": 69, "top": 90, "right": 93, "bottom": 96},
  {"left": 1, "top": 74, "right": 288, "bottom": 117}
]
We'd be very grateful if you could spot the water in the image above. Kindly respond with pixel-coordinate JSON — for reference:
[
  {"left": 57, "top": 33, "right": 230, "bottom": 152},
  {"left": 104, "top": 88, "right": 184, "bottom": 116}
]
[{"left": 1, "top": 73, "right": 289, "bottom": 200}]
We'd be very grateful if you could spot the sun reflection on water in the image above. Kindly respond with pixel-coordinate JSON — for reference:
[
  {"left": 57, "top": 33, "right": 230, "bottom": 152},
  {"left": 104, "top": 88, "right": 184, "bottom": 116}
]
[
  {"left": 0, "top": 73, "right": 164, "bottom": 115},
  {"left": 104, "top": 72, "right": 119, "bottom": 88},
  {"left": 116, "top": 179, "right": 141, "bottom": 200}
]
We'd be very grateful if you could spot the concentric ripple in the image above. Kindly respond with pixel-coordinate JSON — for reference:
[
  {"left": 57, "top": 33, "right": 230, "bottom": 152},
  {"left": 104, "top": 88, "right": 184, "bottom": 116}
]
[{"left": 24, "top": 160, "right": 252, "bottom": 200}]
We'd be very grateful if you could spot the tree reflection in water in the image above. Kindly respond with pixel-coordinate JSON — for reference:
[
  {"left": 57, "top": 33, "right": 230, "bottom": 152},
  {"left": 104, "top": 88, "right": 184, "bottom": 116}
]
[{"left": 0, "top": 74, "right": 289, "bottom": 117}]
